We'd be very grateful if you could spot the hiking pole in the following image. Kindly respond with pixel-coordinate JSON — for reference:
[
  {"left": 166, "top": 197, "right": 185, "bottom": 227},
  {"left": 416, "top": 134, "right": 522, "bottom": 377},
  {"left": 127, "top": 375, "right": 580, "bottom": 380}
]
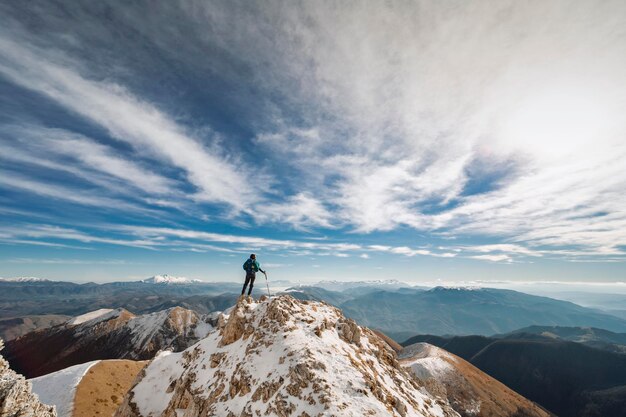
[{"left": 262, "top": 271, "right": 271, "bottom": 298}]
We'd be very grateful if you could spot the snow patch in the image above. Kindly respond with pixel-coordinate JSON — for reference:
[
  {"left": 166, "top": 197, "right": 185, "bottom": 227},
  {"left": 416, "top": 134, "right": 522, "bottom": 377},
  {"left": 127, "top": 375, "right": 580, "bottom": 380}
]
[
  {"left": 29, "top": 360, "right": 99, "bottom": 417},
  {"left": 67, "top": 309, "right": 114, "bottom": 325},
  {"left": 0, "top": 276, "right": 51, "bottom": 282},
  {"left": 142, "top": 274, "right": 202, "bottom": 284}
]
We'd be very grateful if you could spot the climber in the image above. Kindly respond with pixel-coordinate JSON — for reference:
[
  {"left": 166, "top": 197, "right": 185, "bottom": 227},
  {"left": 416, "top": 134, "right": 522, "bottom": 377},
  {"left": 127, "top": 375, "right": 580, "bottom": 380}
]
[{"left": 241, "top": 253, "right": 265, "bottom": 298}]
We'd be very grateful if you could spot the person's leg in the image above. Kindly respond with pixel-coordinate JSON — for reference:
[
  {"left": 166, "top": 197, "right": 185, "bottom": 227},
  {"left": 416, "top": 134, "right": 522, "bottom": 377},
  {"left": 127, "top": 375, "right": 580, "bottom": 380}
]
[
  {"left": 247, "top": 274, "right": 256, "bottom": 296},
  {"left": 241, "top": 274, "right": 251, "bottom": 295}
]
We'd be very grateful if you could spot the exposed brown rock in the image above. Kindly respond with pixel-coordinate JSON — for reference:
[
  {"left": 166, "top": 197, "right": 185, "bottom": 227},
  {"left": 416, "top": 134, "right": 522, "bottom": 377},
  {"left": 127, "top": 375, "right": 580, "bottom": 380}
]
[
  {"left": 336, "top": 317, "right": 361, "bottom": 345},
  {"left": 219, "top": 299, "right": 249, "bottom": 346}
]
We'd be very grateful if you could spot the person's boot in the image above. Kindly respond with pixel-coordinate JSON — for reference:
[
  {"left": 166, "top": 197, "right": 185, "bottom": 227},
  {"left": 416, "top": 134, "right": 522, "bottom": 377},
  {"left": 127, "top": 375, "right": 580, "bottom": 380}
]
[
  {"left": 238, "top": 294, "right": 245, "bottom": 302},
  {"left": 246, "top": 295, "right": 253, "bottom": 303}
]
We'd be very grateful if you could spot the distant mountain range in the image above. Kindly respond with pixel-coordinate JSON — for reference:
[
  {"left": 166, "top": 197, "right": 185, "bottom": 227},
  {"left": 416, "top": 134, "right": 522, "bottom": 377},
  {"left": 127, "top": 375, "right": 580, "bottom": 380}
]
[
  {"left": 401, "top": 332, "right": 626, "bottom": 417},
  {"left": 0, "top": 277, "right": 243, "bottom": 318},
  {"left": 335, "top": 286, "right": 626, "bottom": 340},
  {"left": 0, "top": 276, "right": 51, "bottom": 282},
  {"left": 3, "top": 279, "right": 626, "bottom": 345}
]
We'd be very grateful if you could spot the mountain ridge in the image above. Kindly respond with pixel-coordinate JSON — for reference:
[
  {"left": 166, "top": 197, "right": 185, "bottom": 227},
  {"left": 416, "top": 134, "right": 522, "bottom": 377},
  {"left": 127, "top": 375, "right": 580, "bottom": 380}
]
[
  {"left": 115, "top": 295, "right": 461, "bottom": 417},
  {"left": 4, "top": 306, "right": 217, "bottom": 378}
]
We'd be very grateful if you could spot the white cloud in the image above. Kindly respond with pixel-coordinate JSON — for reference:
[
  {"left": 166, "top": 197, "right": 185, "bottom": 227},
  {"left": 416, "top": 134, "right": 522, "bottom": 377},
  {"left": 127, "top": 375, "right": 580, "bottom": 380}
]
[
  {"left": 6, "top": 258, "right": 131, "bottom": 265},
  {"left": 454, "top": 244, "right": 543, "bottom": 257},
  {"left": 44, "top": 130, "right": 177, "bottom": 195},
  {"left": 1, "top": 1, "right": 626, "bottom": 260},
  {"left": 0, "top": 36, "right": 259, "bottom": 210},
  {"left": 0, "top": 173, "right": 154, "bottom": 214},
  {"left": 0, "top": 224, "right": 160, "bottom": 250},
  {"left": 242, "top": 1, "right": 626, "bottom": 256},
  {"left": 252, "top": 193, "right": 334, "bottom": 230},
  {"left": 470, "top": 254, "right": 513, "bottom": 263},
  {"left": 0, "top": 223, "right": 474, "bottom": 261},
  {"left": 1, "top": 126, "right": 178, "bottom": 197}
]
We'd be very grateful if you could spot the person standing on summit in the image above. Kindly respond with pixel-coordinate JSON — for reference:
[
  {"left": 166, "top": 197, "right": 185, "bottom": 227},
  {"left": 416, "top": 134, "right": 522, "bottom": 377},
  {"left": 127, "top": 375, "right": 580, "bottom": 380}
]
[{"left": 241, "top": 253, "right": 265, "bottom": 298}]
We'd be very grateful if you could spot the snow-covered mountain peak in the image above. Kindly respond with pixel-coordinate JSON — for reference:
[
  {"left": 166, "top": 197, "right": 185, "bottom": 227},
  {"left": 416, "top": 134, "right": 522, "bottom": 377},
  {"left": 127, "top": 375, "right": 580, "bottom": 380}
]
[
  {"left": 0, "top": 276, "right": 51, "bottom": 282},
  {"left": 312, "top": 279, "right": 411, "bottom": 292},
  {"left": 116, "top": 295, "right": 460, "bottom": 417},
  {"left": 141, "top": 274, "right": 202, "bottom": 284},
  {"left": 429, "top": 286, "right": 483, "bottom": 293}
]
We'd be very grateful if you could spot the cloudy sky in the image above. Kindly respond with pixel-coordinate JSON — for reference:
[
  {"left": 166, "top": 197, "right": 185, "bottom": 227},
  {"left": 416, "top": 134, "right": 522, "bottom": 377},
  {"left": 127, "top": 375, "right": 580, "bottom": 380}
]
[{"left": 1, "top": 1, "right": 625, "bottom": 283}]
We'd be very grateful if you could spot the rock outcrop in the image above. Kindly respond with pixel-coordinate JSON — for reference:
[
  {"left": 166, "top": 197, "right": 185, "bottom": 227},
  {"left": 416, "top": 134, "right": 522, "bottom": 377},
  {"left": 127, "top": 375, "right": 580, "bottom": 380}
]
[
  {"left": 115, "top": 296, "right": 460, "bottom": 417},
  {"left": 0, "top": 339, "right": 56, "bottom": 417}
]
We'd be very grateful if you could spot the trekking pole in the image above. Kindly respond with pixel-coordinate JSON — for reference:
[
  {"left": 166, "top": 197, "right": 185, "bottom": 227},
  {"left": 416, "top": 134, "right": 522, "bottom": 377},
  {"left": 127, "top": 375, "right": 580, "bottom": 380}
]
[{"left": 262, "top": 271, "right": 271, "bottom": 298}]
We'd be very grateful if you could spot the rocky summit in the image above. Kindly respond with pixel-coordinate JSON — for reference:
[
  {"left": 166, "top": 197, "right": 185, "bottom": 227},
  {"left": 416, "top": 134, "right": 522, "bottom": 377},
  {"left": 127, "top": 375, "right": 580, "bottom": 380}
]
[{"left": 115, "top": 295, "right": 460, "bottom": 417}]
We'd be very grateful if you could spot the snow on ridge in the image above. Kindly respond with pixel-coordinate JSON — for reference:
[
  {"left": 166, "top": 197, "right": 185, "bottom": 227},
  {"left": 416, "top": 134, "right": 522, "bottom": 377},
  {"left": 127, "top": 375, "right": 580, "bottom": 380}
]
[
  {"left": 141, "top": 274, "right": 202, "bottom": 284},
  {"left": 430, "top": 285, "right": 483, "bottom": 292},
  {"left": 0, "top": 276, "right": 51, "bottom": 282},
  {"left": 316, "top": 279, "right": 408, "bottom": 286},
  {"left": 308, "top": 279, "right": 414, "bottom": 292},
  {"left": 67, "top": 309, "right": 115, "bottom": 325},
  {"left": 125, "top": 307, "right": 213, "bottom": 350},
  {"left": 400, "top": 343, "right": 457, "bottom": 383},
  {"left": 29, "top": 360, "right": 99, "bottom": 417},
  {"left": 121, "top": 296, "right": 459, "bottom": 417}
]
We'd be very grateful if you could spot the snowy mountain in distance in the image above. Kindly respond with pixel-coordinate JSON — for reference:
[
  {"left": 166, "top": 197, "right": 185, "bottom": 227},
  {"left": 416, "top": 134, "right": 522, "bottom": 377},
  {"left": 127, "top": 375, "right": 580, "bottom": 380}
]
[
  {"left": 311, "top": 279, "right": 415, "bottom": 292},
  {"left": 115, "top": 295, "right": 460, "bottom": 417},
  {"left": 0, "top": 276, "right": 52, "bottom": 282},
  {"left": 141, "top": 274, "right": 203, "bottom": 284}
]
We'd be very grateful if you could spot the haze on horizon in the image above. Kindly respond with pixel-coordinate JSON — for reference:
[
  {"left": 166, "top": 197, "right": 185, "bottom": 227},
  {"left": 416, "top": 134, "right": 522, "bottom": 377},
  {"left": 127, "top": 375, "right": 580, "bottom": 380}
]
[{"left": 1, "top": 1, "right": 625, "bottom": 283}]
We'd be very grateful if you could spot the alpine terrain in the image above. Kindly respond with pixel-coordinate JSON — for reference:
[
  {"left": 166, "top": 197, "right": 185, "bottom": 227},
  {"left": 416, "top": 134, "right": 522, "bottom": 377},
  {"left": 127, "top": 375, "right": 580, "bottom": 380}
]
[
  {"left": 399, "top": 343, "right": 550, "bottom": 417},
  {"left": 115, "top": 295, "right": 461, "bottom": 417},
  {"left": 29, "top": 359, "right": 147, "bottom": 417},
  {"left": 5, "top": 307, "right": 217, "bottom": 378}
]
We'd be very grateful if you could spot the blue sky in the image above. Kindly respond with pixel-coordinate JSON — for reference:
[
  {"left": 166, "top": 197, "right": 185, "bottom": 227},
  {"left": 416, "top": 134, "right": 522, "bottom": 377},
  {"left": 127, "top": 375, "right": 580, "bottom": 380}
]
[{"left": 1, "top": 1, "right": 625, "bottom": 283}]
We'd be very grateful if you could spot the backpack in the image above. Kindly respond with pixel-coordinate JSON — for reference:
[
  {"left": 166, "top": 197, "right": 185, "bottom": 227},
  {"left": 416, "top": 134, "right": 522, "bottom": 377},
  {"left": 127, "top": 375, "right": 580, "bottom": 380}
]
[{"left": 243, "top": 259, "right": 255, "bottom": 273}]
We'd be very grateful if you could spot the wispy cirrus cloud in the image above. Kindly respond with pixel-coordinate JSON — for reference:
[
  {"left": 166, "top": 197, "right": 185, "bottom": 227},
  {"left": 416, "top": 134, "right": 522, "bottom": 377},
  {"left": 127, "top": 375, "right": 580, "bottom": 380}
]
[
  {"left": 0, "top": 0, "right": 625, "bottom": 274},
  {"left": 0, "top": 173, "right": 155, "bottom": 214},
  {"left": 6, "top": 258, "right": 132, "bottom": 265},
  {"left": 0, "top": 223, "right": 461, "bottom": 260},
  {"left": 0, "top": 35, "right": 260, "bottom": 210},
  {"left": 1, "top": 126, "right": 178, "bottom": 198}
]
